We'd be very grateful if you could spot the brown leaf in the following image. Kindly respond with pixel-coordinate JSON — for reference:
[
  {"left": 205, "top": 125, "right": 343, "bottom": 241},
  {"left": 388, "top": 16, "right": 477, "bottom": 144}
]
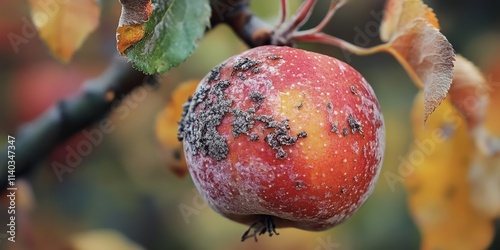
[
  {"left": 379, "top": 0, "right": 454, "bottom": 123},
  {"left": 116, "top": 0, "right": 152, "bottom": 55},
  {"left": 448, "top": 55, "right": 490, "bottom": 130},
  {"left": 293, "top": 0, "right": 453, "bottom": 122},
  {"left": 156, "top": 80, "right": 199, "bottom": 178},
  {"left": 29, "top": 0, "right": 100, "bottom": 63},
  {"left": 384, "top": 20, "right": 454, "bottom": 122},
  {"left": 483, "top": 57, "right": 500, "bottom": 138},
  {"left": 380, "top": 0, "right": 439, "bottom": 42},
  {"left": 448, "top": 55, "right": 500, "bottom": 156}
]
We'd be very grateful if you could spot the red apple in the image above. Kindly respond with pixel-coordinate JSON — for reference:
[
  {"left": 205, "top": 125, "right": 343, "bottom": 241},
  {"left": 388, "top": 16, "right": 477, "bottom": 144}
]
[{"left": 178, "top": 45, "right": 385, "bottom": 240}]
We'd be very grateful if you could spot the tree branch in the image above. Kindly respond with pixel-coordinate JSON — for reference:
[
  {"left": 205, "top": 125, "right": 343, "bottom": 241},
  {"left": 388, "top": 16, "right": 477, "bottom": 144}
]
[
  {"left": 0, "top": 57, "right": 148, "bottom": 190},
  {"left": 0, "top": 1, "right": 273, "bottom": 191},
  {"left": 210, "top": 0, "right": 273, "bottom": 47}
]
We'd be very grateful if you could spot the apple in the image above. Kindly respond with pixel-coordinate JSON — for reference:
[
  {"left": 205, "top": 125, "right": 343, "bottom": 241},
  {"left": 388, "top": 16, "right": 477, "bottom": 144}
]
[{"left": 178, "top": 45, "right": 385, "bottom": 240}]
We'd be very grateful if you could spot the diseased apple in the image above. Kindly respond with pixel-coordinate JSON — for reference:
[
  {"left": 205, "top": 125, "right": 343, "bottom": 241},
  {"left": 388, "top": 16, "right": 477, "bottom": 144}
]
[{"left": 178, "top": 45, "right": 385, "bottom": 240}]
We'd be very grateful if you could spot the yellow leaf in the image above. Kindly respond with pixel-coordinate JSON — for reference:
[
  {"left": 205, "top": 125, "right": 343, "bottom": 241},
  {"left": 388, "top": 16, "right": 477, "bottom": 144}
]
[
  {"left": 156, "top": 80, "right": 199, "bottom": 178},
  {"left": 117, "top": 24, "right": 146, "bottom": 55},
  {"left": 67, "top": 229, "right": 145, "bottom": 250},
  {"left": 116, "top": 0, "right": 152, "bottom": 55},
  {"left": 406, "top": 91, "right": 494, "bottom": 250},
  {"left": 29, "top": 0, "right": 100, "bottom": 63},
  {"left": 468, "top": 57, "right": 500, "bottom": 218}
]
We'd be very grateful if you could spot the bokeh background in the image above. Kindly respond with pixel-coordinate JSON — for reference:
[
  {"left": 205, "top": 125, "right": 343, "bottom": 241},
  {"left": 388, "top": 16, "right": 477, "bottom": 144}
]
[{"left": 0, "top": 0, "right": 499, "bottom": 249}]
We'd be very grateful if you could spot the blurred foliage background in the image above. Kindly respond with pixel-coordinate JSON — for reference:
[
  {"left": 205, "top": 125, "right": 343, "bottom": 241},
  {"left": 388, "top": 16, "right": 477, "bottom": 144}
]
[{"left": 0, "top": 0, "right": 499, "bottom": 249}]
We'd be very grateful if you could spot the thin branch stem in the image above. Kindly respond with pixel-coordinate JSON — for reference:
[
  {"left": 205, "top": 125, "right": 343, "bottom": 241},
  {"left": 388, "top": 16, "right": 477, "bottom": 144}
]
[
  {"left": 292, "top": 32, "right": 384, "bottom": 55},
  {"left": 293, "top": 0, "right": 347, "bottom": 36},
  {"left": 293, "top": 32, "right": 425, "bottom": 90},
  {"left": 272, "top": 0, "right": 318, "bottom": 45},
  {"left": 289, "top": 0, "right": 318, "bottom": 31},
  {"left": 210, "top": 0, "right": 272, "bottom": 47}
]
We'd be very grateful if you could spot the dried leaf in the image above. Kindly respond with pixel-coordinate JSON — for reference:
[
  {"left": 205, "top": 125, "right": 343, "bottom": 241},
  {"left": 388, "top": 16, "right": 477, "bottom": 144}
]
[
  {"left": 379, "top": 0, "right": 454, "bottom": 123},
  {"left": 385, "top": 20, "right": 454, "bottom": 122},
  {"left": 29, "top": 0, "right": 100, "bottom": 63},
  {"left": 448, "top": 55, "right": 490, "bottom": 130},
  {"left": 380, "top": 0, "right": 439, "bottom": 42},
  {"left": 407, "top": 91, "right": 494, "bottom": 250},
  {"left": 116, "top": 0, "right": 152, "bottom": 54},
  {"left": 156, "top": 80, "right": 199, "bottom": 177}
]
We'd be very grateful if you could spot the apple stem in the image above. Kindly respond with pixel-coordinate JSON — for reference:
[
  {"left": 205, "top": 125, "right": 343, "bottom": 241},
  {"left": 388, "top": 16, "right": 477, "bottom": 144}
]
[
  {"left": 273, "top": 0, "right": 318, "bottom": 45},
  {"left": 293, "top": 0, "right": 347, "bottom": 37},
  {"left": 241, "top": 215, "right": 280, "bottom": 242}
]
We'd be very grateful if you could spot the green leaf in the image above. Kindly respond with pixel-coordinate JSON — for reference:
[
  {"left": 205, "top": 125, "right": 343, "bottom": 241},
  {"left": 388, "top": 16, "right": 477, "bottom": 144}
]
[{"left": 126, "top": 0, "right": 211, "bottom": 74}]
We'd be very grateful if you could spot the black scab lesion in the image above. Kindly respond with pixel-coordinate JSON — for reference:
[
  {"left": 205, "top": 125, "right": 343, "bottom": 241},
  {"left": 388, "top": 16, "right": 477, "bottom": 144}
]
[
  {"left": 327, "top": 102, "right": 332, "bottom": 109},
  {"left": 348, "top": 114, "right": 363, "bottom": 135},
  {"left": 267, "top": 55, "right": 283, "bottom": 60},
  {"left": 331, "top": 123, "right": 338, "bottom": 133},
  {"left": 252, "top": 67, "right": 259, "bottom": 73},
  {"left": 262, "top": 119, "right": 300, "bottom": 159},
  {"left": 297, "top": 102, "right": 303, "bottom": 109},
  {"left": 342, "top": 128, "right": 349, "bottom": 136},
  {"left": 231, "top": 108, "right": 256, "bottom": 138},
  {"left": 350, "top": 85, "right": 357, "bottom": 95},
  {"left": 208, "top": 64, "right": 223, "bottom": 82},
  {"left": 256, "top": 115, "right": 273, "bottom": 124},
  {"left": 231, "top": 91, "right": 267, "bottom": 138},
  {"left": 232, "top": 57, "right": 260, "bottom": 76},
  {"left": 178, "top": 80, "right": 233, "bottom": 161},
  {"left": 249, "top": 133, "right": 259, "bottom": 141},
  {"left": 341, "top": 188, "right": 347, "bottom": 194},
  {"left": 297, "top": 131, "right": 307, "bottom": 138},
  {"left": 295, "top": 180, "right": 306, "bottom": 190},
  {"left": 237, "top": 72, "right": 246, "bottom": 80},
  {"left": 249, "top": 91, "right": 265, "bottom": 103}
]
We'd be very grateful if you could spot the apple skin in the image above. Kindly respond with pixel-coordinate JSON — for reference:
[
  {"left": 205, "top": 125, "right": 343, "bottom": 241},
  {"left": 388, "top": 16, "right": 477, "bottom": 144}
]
[{"left": 179, "top": 45, "right": 385, "bottom": 231}]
